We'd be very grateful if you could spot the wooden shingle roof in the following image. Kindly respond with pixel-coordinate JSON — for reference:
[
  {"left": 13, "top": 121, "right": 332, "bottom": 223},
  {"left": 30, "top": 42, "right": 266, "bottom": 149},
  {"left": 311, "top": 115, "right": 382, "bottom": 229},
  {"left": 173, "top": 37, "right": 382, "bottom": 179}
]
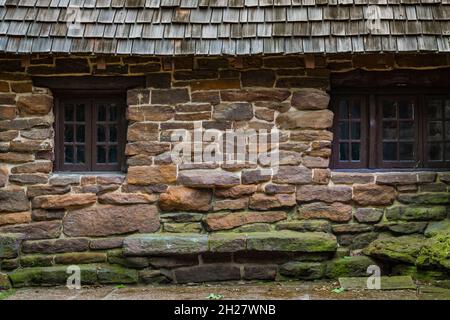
[{"left": 0, "top": 0, "right": 449, "bottom": 55}]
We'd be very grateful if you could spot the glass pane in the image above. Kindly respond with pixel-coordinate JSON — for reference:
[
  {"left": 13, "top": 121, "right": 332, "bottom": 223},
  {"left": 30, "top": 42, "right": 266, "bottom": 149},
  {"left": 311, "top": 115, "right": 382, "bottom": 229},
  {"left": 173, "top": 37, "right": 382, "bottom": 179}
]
[
  {"left": 64, "top": 146, "right": 73, "bottom": 163},
  {"left": 428, "top": 143, "right": 443, "bottom": 161},
  {"left": 97, "top": 125, "right": 106, "bottom": 142},
  {"left": 399, "top": 143, "right": 414, "bottom": 161},
  {"left": 445, "top": 143, "right": 450, "bottom": 161},
  {"left": 428, "top": 121, "right": 443, "bottom": 141},
  {"left": 399, "top": 121, "right": 414, "bottom": 140},
  {"left": 109, "top": 126, "right": 117, "bottom": 142},
  {"left": 445, "top": 100, "right": 450, "bottom": 118},
  {"left": 76, "top": 146, "right": 85, "bottom": 164},
  {"left": 109, "top": 147, "right": 117, "bottom": 163},
  {"left": 64, "top": 125, "right": 74, "bottom": 142},
  {"left": 445, "top": 121, "right": 450, "bottom": 140},
  {"left": 76, "top": 125, "right": 85, "bottom": 143},
  {"left": 382, "top": 100, "right": 396, "bottom": 119},
  {"left": 64, "top": 104, "right": 74, "bottom": 121},
  {"left": 339, "top": 100, "right": 349, "bottom": 119},
  {"left": 427, "top": 100, "right": 442, "bottom": 119},
  {"left": 97, "top": 146, "right": 106, "bottom": 163},
  {"left": 98, "top": 105, "right": 106, "bottom": 121},
  {"left": 350, "top": 102, "right": 361, "bottom": 119},
  {"left": 76, "top": 104, "right": 85, "bottom": 122},
  {"left": 339, "top": 122, "right": 349, "bottom": 140},
  {"left": 109, "top": 104, "right": 117, "bottom": 121},
  {"left": 339, "top": 143, "right": 349, "bottom": 161},
  {"left": 351, "top": 122, "right": 361, "bottom": 139},
  {"left": 383, "top": 142, "right": 397, "bottom": 161},
  {"left": 399, "top": 101, "right": 413, "bottom": 119},
  {"left": 351, "top": 143, "right": 360, "bottom": 161},
  {"left": 383, "top": 121, "right": 397, "bottom": 140}
]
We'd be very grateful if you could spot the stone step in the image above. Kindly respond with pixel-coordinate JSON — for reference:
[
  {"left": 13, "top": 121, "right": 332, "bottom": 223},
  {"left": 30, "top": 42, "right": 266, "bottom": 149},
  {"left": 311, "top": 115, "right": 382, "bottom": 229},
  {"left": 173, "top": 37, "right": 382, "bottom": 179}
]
[
  {"left": 7, "top": 264, "right": 138, "bottom": 288},
  {"left": 123, "top": 231, "right": 337, "bottom": 256},
  {"left": 339, "top": 275, "right": 416, "bottom": 290}
]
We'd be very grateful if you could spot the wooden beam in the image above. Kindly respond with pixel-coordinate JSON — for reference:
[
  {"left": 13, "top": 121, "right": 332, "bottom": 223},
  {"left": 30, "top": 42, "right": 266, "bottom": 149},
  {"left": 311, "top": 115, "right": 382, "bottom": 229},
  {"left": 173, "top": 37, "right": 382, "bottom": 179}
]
[{"left": 32, "top": 76, "right": 146, "bottom": 91}]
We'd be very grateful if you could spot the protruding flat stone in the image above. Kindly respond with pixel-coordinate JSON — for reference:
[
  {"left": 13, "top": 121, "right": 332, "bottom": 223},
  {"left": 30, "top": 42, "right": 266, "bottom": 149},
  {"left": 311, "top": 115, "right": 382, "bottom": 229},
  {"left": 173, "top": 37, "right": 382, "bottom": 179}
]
[
  {"left": 339, "top": 276, "right": 416, "bottom": 290},
  {"left": 123, "top": 233, "right": 208, "bottom": 256},
  {"left": 246, "top": 231, "right": 337, "bottom": 253}
]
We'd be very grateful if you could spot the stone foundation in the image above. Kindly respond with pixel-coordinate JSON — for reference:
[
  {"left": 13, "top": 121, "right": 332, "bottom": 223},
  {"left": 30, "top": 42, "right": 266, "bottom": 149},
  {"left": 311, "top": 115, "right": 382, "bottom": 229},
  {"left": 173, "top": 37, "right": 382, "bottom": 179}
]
[{"left": 0, "top": 53, "right": 449, "bottom": 288}]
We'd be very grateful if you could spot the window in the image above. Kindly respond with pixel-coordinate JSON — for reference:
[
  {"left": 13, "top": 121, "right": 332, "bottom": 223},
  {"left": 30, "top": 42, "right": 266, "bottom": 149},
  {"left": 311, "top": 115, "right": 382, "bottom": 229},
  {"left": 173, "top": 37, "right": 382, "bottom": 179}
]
[
  {"left": 55, "top": 96, "right": 126, "bottom": 172},
  {"left": 332, "top": 93, "right": 450, "bottom": 169}
]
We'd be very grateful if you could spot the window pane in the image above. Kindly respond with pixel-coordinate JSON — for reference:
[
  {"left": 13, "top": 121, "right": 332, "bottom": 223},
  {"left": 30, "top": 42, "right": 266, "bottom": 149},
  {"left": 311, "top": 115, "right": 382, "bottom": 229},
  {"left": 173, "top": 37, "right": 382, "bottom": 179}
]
[
  {"left": 427, "top": 100, "right": 442, "bottom": 119},
  {"left": 428, "top": 122, "right": 443, "bottom": 141},
  {"left": 383, "top": 142, "right": 397, "bottom": 161},
  {"left": 383, "top": 121, "right": 397, "bottom": 139},
  {"left": 351, "top": 122, "right": 361, "bottom": 139},
  {"left": 445, "top": 143, "right": 450, "bottom": 160},
  {"left": 76, "top": 146, "right": 85, "bottom": 164},
  {"left": 382, "top": 100, "right": 396, "bottom": 118},
  {"left": 98, "top": 105, "right": 106, "bottom": 121},
  {"left": 64, "top": 104, "right": 74, "bottom": 121},
  {"left": 339, "top": 143, "right": 349, "bottom": 161},
  {"left": 76, "top": 125, "right": 85, "bottom": 142},
  {"left": 428, "top": 143, "right": 443, "bottom": 161},
  {"left": 399, "top": 143, "right": 414, "bottom": 161},
  {"left": 64, "top": 125, "right": 74, "bottom": 142},
  {"left": 399, "top": 121, "right": 414, "bottom": 140},
  {"left": 109, "top": 126, "right": 117, "bottom": 142},
  {"left": 97, "top": 146, "right": 106, "bottom": 163},
  {"left": 339, "top": 100, "right": 348, "bottom": 119},
  {"left": 445, "top": 121, "right": 450, "bottom": 140},
  {"left": 399, "top": 101, "right": 413, "bottom": 119},
  {"left": 75, "top": 104, "right": 85, "bottom": 121},
  {"left": 351, "top": 143, "right": 360, "bottom": 161},
  {"left": 350, "top": 102, "right": 361, "bottom": 119},
  {"left": 339, "top": 121, "right": 349, "bottom": 140},
  {"left": 97, "top": 125, "right": 106, "bottom": 142},
  {"left": 445, "top": 100, "right": 450, "bottom": 118},
  {"left": 64, "top": 146, "right": 73, "bottom": 163},
  {"left": 109, "top": 105, "right": 117, "bottom": 121},
  {"left": 109, "top": 147, "right": 117, "bottom": 163}
]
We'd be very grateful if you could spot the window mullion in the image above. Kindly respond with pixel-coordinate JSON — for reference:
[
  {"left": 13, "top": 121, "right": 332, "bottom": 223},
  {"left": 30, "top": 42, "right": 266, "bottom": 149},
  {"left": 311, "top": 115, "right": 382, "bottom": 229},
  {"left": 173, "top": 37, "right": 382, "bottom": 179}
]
[{"left": 368, "top": 94, "right": 377, "bottom": 169}]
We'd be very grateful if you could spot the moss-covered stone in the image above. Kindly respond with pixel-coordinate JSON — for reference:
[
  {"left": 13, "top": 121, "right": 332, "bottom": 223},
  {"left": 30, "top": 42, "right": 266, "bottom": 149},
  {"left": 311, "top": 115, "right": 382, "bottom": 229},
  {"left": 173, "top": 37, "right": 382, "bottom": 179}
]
[
  {"left": 138, "top": 269, "right": 171, "bottom": 284},
  {"left": 275, "top": 220, "right": 331, "bottom": 233},
  {"left": 339, "top": 275, "right": 416, "bottom": 290},
  {"left": 107, "top": 249, "right": 149, "bottom": 269},
  {"left": 0, "top": 233, "right": 24, "bottom": 259},
  {"left": 375, "top": 221, "right": 428, "bottom": 235},
  {"left": 363, "top": 235, "right": 426, "bottom": 264},
  {"left": 8, "top": 265, "right": 98, "bottom": 287},
  {"left": 164, "top": 222, "right": 203, "bottom": 233},
  {"left": 386, "top": 206, "right": 447, "bottom": 221},
  {"left": 0, "top": 258, "right": 19, "bottom": 270},
  {"left": 425, "top": 220, "right": 450, "bottom": 237},
  {"left": 209, "top": 233, "right": 246, "bottom": 252},
  {"left": 326, "top": 256, "right": 377, "bottom": 279},
  {"left": 97, "top": 265, "right": 139, "bottom": 284},
  {"left": 0, "top": 273, "right": 11, "bottom": 290},
  {"left": 246, "top": 231, "right": 337, "bottom": 253},
  {"left": 20, "top": 254, "right": 53, "bottom": 267},
  {"left": 416, "top": 234, "right": 450, "bottom": 271},
  {"left": 397, "top": 193, "right": 450, "bottom": 205},
  {"left": 391, "top": 265, "right": 449, "bottom": 281},
  {"left": 54, "top": 252, "right": 107, "bottom": 265},
  {"left": 279, "top": 261, "right": 325, "bottom": 280},
  {"left": 236, "top": 223, "right": 271, "bottom": 233},
  {"left": 123, "top": 234, "right": 209, "bottom": 256}
]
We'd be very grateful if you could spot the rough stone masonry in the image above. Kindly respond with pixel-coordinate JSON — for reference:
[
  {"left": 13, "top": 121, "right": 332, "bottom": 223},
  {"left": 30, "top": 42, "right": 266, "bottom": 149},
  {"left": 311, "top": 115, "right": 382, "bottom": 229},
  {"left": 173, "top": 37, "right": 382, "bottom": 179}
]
[{"left": 0, "top": 53, "right": 449, "bottom": 288}]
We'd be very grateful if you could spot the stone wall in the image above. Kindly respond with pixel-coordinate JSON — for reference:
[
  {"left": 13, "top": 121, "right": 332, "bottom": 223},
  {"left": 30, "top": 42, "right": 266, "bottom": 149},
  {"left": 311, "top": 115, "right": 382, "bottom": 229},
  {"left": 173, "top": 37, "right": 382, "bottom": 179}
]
[{"left": 0, "top": 53, "right": 449, "bottom": 288}]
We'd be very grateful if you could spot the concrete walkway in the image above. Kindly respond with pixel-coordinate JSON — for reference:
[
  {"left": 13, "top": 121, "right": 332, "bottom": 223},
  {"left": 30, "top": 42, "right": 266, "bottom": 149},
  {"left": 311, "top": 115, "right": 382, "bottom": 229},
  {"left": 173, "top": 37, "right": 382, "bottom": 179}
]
[{"left": 2, "top": 281, "right": 450, "bottom": 300}]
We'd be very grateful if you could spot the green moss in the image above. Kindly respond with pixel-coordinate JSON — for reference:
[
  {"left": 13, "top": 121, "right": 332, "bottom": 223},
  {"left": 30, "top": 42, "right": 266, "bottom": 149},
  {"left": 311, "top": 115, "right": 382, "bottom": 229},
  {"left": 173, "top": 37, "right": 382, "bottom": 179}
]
[
  {"left": 97, "top": 265, "right": 139, "bottom": 284},
  {"left": 0, "top": 289, "right": 15, "bottom": 300},
  {"left": 416, "top": 234, "right": 450, "bottom": 271},
  {"left": 326, "top": 256, "right": 376, "bottom": 279}
]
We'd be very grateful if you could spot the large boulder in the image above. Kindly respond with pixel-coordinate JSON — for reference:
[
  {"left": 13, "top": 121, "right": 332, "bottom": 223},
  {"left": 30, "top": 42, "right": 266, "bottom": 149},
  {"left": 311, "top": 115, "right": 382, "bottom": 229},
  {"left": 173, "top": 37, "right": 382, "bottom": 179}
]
[
  {"left": 63, "top": 204, "right": 160, "bottom": 237},
  {"left": 17, "top": 94, "right": 53, "bottom": 115},
  {"left": 291, "top": 89, "right": 330, "bottom": 110}
]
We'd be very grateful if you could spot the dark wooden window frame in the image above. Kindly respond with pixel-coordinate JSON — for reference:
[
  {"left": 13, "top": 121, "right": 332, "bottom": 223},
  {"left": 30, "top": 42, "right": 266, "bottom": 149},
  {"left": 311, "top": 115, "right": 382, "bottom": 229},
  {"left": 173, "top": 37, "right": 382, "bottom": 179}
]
[
  {"left": 332, "top": 89, "right": 450, "bottom": 170},
  {"left": 54, "top": 91, "right": 127, "bottom": 172}
]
